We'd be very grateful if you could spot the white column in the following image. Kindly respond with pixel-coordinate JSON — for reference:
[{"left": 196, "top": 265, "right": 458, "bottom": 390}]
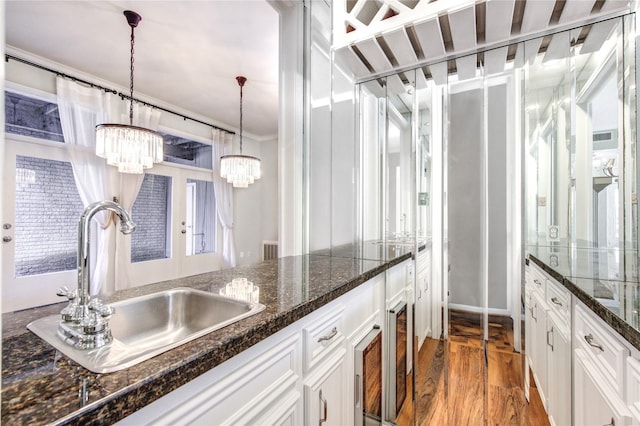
[{"left": 274, "top": 2, "right": 305, "bottom": 257}]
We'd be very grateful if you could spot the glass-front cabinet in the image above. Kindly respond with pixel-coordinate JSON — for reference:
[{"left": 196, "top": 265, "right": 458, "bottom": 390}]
[{"left": 525, "top": 16, "right": 637, "bottom": 280}]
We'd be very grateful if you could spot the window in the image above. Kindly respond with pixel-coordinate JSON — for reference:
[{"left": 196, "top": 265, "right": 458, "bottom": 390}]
[
  {"left": 5, "top": 91, "right": 64, "bottom": 142},
  {"left": 131, "top": 174, "right": 172, "bottom": 263},
  {"left": 161, "top": 132, "right": 213, "bottom": 169},
  {"left": 14, "top": 155, "right": 83, "bottom": 276}
]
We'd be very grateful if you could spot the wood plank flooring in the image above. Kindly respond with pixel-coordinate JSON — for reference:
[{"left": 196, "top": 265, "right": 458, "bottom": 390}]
[{"left": 397, "top": 311, "right": 550, "bottom": 425}]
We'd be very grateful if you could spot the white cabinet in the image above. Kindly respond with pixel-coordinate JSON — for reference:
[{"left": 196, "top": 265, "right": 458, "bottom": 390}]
[
  {"left": 546, "top": 312, "right": 571, "bottom": 426},
  {"left": 574, "top": 348, "right": 630, "bottom": 426},
  {"left": 525, "top": 262, "right": 571, "bottom": 425},
  {"left": 545, "top": 278, "right": 571, "bottom": 426},
  {"left": 416, "top": 250, "right": 432, "bottom": 348},
  {"left": 529, "top": 290, "right": 549, "bottom": 409},
  {"left": 304, "top": 348, "right": 348, "bottom": 426},
  {"left": 573, "top": 302, "right": 632, "bottom": 426},
  {"left": 527, "top": 259, "right": 640, "bottom": 426}
]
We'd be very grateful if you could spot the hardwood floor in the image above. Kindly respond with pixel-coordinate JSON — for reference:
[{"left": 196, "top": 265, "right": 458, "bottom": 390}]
[{"left": 397, "top": 311, "right": 550, "bottom": 425}]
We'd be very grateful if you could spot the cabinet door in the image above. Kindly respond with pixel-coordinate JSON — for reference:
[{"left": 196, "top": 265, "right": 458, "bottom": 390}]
[
  {"left": 304, "top": 350, "right": 348, "bottom": 426},
  {"left": 546, "top": 314, "right": 571, "bottom": 426},
  {"left": 530, "top": 291, "right": 549, "bottom": 409},
  {"left": 574, "top": 348, "right": 630, "bottom": 426}
]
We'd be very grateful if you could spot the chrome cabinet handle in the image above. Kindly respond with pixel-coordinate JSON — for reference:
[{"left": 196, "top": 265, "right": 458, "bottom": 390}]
[
  {"left": 547, "top": 327, "right": 554, "bottom": 351},
  {"left": 533, "top": 279, "right": 542, "bottom": 287},
  {"left": 551, "top": 297, "right": 563, "bottom": 307},
  {"left": 584, "top": 334, "right": 605, "bottom": 352},
  {"left": 531, "top": 303, "right": 537, "bottom": 321},
  {"left": 319, "top": 389, "right": 328, "bottom": 425},
  {"left": 318, "top": 327, "right": 338, "bottom": 343}
]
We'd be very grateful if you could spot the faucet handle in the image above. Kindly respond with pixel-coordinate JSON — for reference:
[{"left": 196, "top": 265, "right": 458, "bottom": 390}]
[
  {"left": 88, "top": 299, "right": 115, "bottom": 318},
  {"left": 57, "top": 286, "right": 77, "bottom": 300},
  {"left": 58, "top": 287, "right": 81, "bottom": 323}
]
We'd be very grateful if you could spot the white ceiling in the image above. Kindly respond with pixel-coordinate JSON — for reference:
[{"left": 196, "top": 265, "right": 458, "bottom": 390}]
[{"left": 5, "top": 0, "right": 280, "bottom": 139}]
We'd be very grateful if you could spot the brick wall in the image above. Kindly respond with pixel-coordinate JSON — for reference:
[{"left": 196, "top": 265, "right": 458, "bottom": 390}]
[
  {"left": 14, "top": 156, "right": 82, "bottom": 276},
  {"left": 131, "top": 174, "right": 170, "bottom": 262}
]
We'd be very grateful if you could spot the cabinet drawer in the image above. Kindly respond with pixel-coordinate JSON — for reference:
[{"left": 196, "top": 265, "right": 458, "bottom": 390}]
[
  {"left": 528, "top": 263, "right": 546, "bottom": 296},
  {"left": 303, "top": 306, "right": 345, "bottom": 372},
  {"left": 574, "top": 303, "right": 629, "bottom": 397},
  {"left": 546, "top": 278, "right": 570, "bottom": 330}
]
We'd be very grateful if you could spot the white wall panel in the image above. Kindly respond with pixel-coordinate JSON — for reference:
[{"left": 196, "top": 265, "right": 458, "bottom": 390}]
[
  {"left": 559, "top": 0, "right": 597, "bottom": 24},
  {"left": 485, "top": 0, "right": 515, "bottom": 44},
  {"left": 412, "top": 17, "right": 446, "bottom": 60},
  {"left": 484, "top": 47, "right": 508, "bottom": 75},
  {"left": 354, "top": 38, "right": 393, "bottom": 73},
  {"left": 382, "top": 27, "right": 418, "bottom": 66},
  {"left": 520, "top": 0, "right": 555, "bottom": 35},
  {"left": 448, "top": 5, "right": 477, "bottom": 51}
]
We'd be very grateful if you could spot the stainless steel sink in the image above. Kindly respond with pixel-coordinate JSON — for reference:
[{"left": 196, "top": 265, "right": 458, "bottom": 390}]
[{"left": 27, "top": 287, "right": 265, "bottom": 373}]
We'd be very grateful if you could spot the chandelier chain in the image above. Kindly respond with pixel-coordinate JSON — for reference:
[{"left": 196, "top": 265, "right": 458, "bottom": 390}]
[
  {"left": 129, "top": 24, "right": 135, "bottom": 125},
  {"left": 239, "top": 81, "right": 243, "bottom": 154}
]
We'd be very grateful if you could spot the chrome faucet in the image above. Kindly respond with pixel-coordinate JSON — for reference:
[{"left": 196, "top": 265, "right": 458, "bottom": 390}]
[{"left": 57, "top": 200, "right": 136, "bottom": 349}]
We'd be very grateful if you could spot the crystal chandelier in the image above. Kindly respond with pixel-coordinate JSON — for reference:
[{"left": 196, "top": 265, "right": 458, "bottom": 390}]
[
  {"left": 220, "top": 76, "right": 261, "bottom": 188},
  {"left": 95, "top": 10, "right": 163, "bottom": 174}
]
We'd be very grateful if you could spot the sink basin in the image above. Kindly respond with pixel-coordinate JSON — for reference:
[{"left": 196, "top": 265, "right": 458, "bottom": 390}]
[{"left": 27, "top": 287, "right": 266, "bottom": 373}]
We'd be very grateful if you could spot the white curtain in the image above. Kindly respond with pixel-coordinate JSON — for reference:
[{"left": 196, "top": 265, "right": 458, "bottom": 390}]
[
  {"left": 56, "top": 76, "right": 115, "bottom": 296},
  {"left": 212, "top": 129, "right": 236, "bottom": 267},
  {"left": 114, "top": 103, "right": 162, "bottom": 290}
]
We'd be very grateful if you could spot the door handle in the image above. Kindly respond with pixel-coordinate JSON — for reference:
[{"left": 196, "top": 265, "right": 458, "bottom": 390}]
[
  {"left": 319, "top": 389, "right": 328, "bottom": 425},
  {"left": 547, "top": 326, "right": 554, "bottom": 351}
]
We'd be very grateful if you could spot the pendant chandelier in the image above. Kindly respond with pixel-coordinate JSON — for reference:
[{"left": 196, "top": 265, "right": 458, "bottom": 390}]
[
  {"left": 95, "top": 10, "right": 163, "bottom": 174},
  {"left": 220, "top": 76, "right": 261, "bottom": 188}
]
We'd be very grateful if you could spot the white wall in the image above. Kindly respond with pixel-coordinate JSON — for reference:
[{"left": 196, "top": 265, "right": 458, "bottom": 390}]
[{"left": 233, "top": 135, "right": 278, "bottom": 266}]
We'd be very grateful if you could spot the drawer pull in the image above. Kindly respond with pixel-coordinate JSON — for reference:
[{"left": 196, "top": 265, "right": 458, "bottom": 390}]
[
  {"left": 533, "top": 279, "right": 542, "bottom": 287},
  {"left": 531, "top": 304, "right": 537, "bottom": 321},
  {"left": 319, "top": 389, "right": 328, "bottom": 425},
  {"left": 550, "top": 297, "right": 563, "bottom": 307},
  {"left": 603, "top": 417, "right": 615, "bottom": 426},
  {"left": 318, "top": 327, "right": 338, "bottom": 343},
  {"left": 584, "top": 334, "right": 605, "bottom": 352}
]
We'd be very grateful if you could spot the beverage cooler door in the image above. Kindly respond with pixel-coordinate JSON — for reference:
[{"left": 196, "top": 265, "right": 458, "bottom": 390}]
[{"left": 354, "top": 325, "right": 382, "bottom": 425}]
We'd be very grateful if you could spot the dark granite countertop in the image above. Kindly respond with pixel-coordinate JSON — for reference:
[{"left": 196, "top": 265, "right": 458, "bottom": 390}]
[
  {"left": 527, "top": 244, "right": 640, "bottom": 351},
  {"left": 1, "top": 247, "right": 412, "bottom": 425}
]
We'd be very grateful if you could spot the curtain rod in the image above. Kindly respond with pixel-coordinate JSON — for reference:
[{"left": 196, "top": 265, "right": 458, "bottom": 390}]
[{"left": 5, "top": 54, "right": 235, "bottom": 135}]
